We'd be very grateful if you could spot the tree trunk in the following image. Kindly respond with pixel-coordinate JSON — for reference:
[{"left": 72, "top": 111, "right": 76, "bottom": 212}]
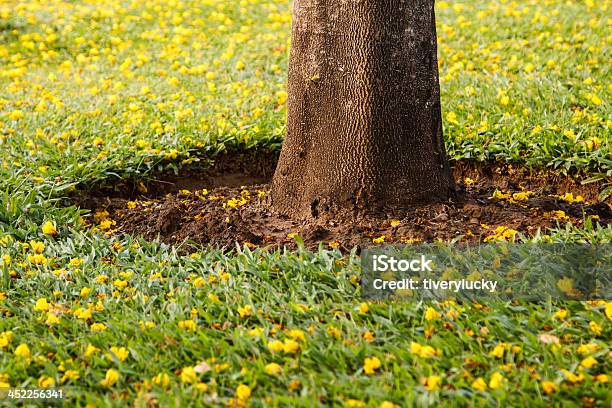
[{"left": 271, "top": 0, "right": 455, "bottom": 218}]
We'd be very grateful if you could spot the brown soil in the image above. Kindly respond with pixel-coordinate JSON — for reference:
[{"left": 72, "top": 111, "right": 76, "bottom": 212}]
[
  {"left": 80, "top": 153, "right": 611, "bottom": 251},
  {"left": 81, "top": 148, "right": 280, "bottom": 200},
  {"left": 453, "top": 161, "right": 604, "bottom": 204}
]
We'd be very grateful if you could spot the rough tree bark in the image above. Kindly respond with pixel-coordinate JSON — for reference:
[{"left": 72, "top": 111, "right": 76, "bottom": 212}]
[{"left": 271, "top": 0, "right": 455, "bottom": 218}]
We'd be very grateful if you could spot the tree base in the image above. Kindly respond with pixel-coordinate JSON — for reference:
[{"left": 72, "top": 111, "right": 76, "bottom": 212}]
[
  {"left": 98, "top": 165, "right": 609, "bottom": 250},
  {"left": 271, "top": 0, "right": 455, "bottom": 218}
]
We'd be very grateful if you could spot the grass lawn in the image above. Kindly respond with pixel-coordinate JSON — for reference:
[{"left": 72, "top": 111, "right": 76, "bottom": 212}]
[{"left": 0, "top": 0, "right": 610, "bottom": 406}]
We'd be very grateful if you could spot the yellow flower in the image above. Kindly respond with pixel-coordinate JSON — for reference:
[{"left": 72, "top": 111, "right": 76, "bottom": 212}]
[
  {"left": 577, "top": 342, "right": 599, "bottom": 355},
  {"left": 489, "top": 372, "right": 506, "bottom": 389},
  {"left": 153, "top": 373, "right": 170, "bottom": 388},
  {"left": 446, "top": 308, "right": 459, "bottom": 320},
  {"left": 422, "top": 375, "right": 441, "bottom": 391},
  {"left": 288, "top": 329, "right": 306, "bottom": 342},
  {"left": 8, "top": 110, "right": 24, "bottom": 121},
  {"left": 100, "top": 369, "right": 119, "bottom": 387},
  {"left": 372, "top": 235, "right": 386, "bottom": 244},
  {"left": 327, "top": 326, "right": 342, "bottom": 339},
  {"left": 93, "top": 210, "right": 110, "bottom": 223},
  {"left": 178, "top": 319, "right": 197, "bottom": 331},
  {"left": 27, "top": 254, "right": 48, "bottom": 265},
  {"left": 0, "top": 331, "right": 13, "bottom": 349},
  {"left": 108, "top": 346, "right": 130, "bottom": 362},
  {"left": 180, "top": 366, "right": 198, "bottom": 384},
  {"left": 248, "top": 327, "right": 263, "bottom": 337},
  {"left": 558, "top": 192, "right": 584, "bottom": 204},
  {"left": 554, "top": 309, "right": 568, "bottom": 319},
  {"left": 237, "top": 305, "right": 253, "bottom": 317},
  {"left": 484, "top": 226, "right": 518, "bottom": 242},
  {"left": 594, "top": 374, "right": 608, "bottom": 383},
  {"left": 410, "top": 342, "right": 437, "bottom": 358},
  {"left": 99, "top": 219, "right": 115, "bottom": 230},
  {"left": 69, "top": 257, "right": 84, "bottom": 267},
  {"left": 541, "top": 381, "right": 557, "bottom": 394},
  {"left": 605, "top": 302, "right": 612, "bottom": 319},
  {"left": 589, "top": 321, "right": 602, "bottom": 335},
  {"left": 363, "top": 356, "right": 381, "bottom": 375},
  {"left": 45, "top": 313, "right": 60, "bottom": 326},
  {"left": 30, "top": 240, "right": 45, "bottom": 254},
  {"left": 489, "top": 343, "right": 507, "bottom": 358},
  {"left": 424, "top": 306, "right": 440, "bottom": 321},
  {"left": 359, "top": 303, "right": 369, "bottom": 314},
  {"left": 560, "top": 369, "right": 584, "bottom": 384},
  {"left": 268, "top": 340, "right": 284, "bottom": 352},
  {"left": 492, "top": 190, "right": 511, "bottom": 200},
  {"left": 95, "top": 275, "right": 109, "bottom": 284},
  {"left": 264, "top": 362, "right": 282, "bottom": 375},
  {"left": 544, "top": 210, "right": 569, "bottom": 221},
  {"left": 192, "top": 277, "right": 206, "bottom": 288},
  {"left": 38, "top": 376, "right": 55, "bottom": 388},
  {"left": 283, "top": 339, "right": 300, "bottom": 354},
  {"left": 0, "top": 373, "right": 9, "bottom": 388},
  {"left": 328, "top": 240, "right": 341, "bottom": 249},
  {"left": 41, "top": 221, "right": 58, "bottom": 236},
  {"left": 472, "top": 377, "right": 487, "bottom": 391},
  {"left": 580, "top": 356, "right": 597, "bottom": 369},
  {"left": 139, "top": 320, "right": 155, "bottom": 330},
  {"left": 236, "top": 384, "right": 251, "bottom": 400},
  {"left": 346, "top": 400, "right": 365, "bottom": 407},
  {"left": 563, "top": 129, "right": 576, "bottom": 140},
  {"left": 61, "top": 370, "right": 79, "bottom": 384},
  {"left": 362, "top": 331, "right": 375, "bottom": 342},
  {"left": 14, "top": 343, "right": 31, "bottom": 359},
  {"left": 90, "top": 323, "right": 107, "bottom": 332},
  {"left": 584, "top": 137, "right": 602, "bottom": 150},
  {"left": 113, "top": 279, "right": 128, "bottom": 289},
  {"left": 84, "top": 344, "right": 99, "bottom": 358},
  {"left": 34, "top": 298, "right": 51, "bottom": 312},
  {"left": 74, "top": 308, "right": 92, "bottom": 320},
  {"left": 511, "top": 191, "right": 531, "bottom": 202},
  {"left": 588, "top": 93, "right": 602, "bottom": 106}
]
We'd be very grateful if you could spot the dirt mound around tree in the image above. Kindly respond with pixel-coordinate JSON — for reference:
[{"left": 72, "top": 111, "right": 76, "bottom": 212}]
[
  {"left": 80, "top": 153, "right": 611, "bottom": 250},
  {"left": 80, "top": 149, "right": 281, "bottom": 201}
]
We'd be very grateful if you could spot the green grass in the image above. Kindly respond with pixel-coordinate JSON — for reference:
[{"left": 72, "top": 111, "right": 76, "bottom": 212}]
[
  {"left": 0, "top": 0, "right": 609, "bottom": 196},
  {"left": 0, "top": 0, "right": 610, "bottom": 405},
  {"left": 0, "top": 230, "right": 610, "bottom": 406}
]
